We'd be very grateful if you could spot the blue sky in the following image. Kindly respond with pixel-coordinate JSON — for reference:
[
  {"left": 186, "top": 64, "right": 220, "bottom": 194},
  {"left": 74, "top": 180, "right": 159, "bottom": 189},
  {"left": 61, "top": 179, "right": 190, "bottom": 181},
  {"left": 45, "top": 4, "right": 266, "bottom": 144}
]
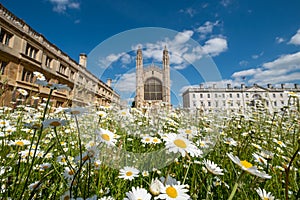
[{"left": 2, "top": 0, "right": 300, "bottom": 106}]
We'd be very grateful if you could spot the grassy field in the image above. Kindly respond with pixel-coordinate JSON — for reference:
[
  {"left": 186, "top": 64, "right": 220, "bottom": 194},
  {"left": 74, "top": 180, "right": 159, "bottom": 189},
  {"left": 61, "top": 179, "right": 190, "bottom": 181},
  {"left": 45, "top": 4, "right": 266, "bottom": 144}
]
[{"left": 0, "top": 81, "right": 299, "bottom": 199}]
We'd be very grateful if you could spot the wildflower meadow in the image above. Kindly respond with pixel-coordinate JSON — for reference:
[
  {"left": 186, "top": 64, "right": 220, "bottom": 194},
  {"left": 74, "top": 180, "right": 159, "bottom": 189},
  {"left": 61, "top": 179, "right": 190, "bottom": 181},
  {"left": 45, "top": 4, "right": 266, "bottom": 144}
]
[{"left": 0, "top": 72, "right": 299, "bottom": 199}]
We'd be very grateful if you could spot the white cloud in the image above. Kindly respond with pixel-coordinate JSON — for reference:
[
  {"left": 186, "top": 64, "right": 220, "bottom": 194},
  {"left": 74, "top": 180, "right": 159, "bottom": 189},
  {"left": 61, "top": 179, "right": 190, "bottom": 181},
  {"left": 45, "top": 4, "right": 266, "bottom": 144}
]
[
  {"left": 196, "top": 21, "right": 219, "bottom": 35},
  {"left": 113, "top": 72, "right": 136, "bottom": 93},
  {"left": 232, "top": 68, "right": 260, "bottom": 78},
  {"left": 99, "top": 53, "right": 132, "bottom": 68},
  {"left": 239, "top": 60, "right": 249, "bottom": 66},
  {"left": 231, "top": 51, "right": 300, "bottom": 85},
  {"left": 263, "top": 52, "right": 300, "bottom": 69},
  {"left": 252, "top": 52, "right": 263, "bottom": 59},
  {"left": 289, "top": 29, "right": 300, "bottom": 45},
  {"left": 275, "top": 37, "right": 285, "bottom": 44},
  {"left": 48, "top": 0, "right": 80, "bottom": 13},
  {"left": 202, "top": 37, "right": 228, "bottom": 56}
]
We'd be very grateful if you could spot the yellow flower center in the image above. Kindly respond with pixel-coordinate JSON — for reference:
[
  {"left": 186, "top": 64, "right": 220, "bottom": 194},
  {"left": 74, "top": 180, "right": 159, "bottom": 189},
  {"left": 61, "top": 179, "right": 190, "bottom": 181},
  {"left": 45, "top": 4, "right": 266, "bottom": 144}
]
[
  {"left": 240, "top": 160, "right": 253, "bottom": 168},
  {"left": 49, "top": 121, "right": 61, "bottom": 127},
  {"left": 277, "top": 141, "right": 283, "bottom": 145},
  {"left": 153, "top": 138, "right": 159, "bottom": 143},
  {"left": 64, "top": 196, "right": 70, "bottom": 200},
  {"left": 166, "top": 186, "right": 178, "bottom": 198},
  {"left": 126, "top": 171, "right": 133, "bottom": 176},
  {"left": 263, "top": 198, "right": 269, "bottom": 200},
  {"left": 101, "top": 133, "right": 110, "bottom": 141},
  {"left": 68, "top": 170, "right": 75, "bottom": 175},
  {"left": 174, "top": 139, "right": 187, "bottom": 148},
  {"left": 185, "top": 129, "right": 192, "bottom": 134},
  {"left": 145, "top": 138, "right": 151, "bottom": 142},
  {"left": 16, "top": 141, "right": 24, "bottom": 146}
]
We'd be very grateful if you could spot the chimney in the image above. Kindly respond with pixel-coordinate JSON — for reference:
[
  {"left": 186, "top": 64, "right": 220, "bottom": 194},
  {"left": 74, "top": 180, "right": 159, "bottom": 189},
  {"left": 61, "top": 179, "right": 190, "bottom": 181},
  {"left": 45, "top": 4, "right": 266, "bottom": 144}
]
[
  {"left": 199, "top": 84, "right": 204, "bottom": 89},
  {"left": 281, "top": 83, "right": 285, "bottom": 89},
  {"left": 267, "top": 84, "right": 272, "bottom": 88},
  {"left": 213, "top": 84, "right": 216, "bottom": 89},
  {"left": 227, "top": 84, "right": 231, "bottom": 89},
  {"left": 241, "top": 84, "right": 245, "bottom": 89},
  {"left": 295, "top": 83, "right": 299, "bottom": 89},
  {"left": 106, "top": 78, "right": 112, "bottom": 87},
  {"left": 79, "top": 53, "right": 87, "bottom": 68}
]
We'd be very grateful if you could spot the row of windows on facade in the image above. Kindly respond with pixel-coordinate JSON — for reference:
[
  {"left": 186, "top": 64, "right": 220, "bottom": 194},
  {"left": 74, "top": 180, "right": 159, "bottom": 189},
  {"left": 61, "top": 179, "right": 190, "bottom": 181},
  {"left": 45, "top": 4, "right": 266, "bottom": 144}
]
[
  {"left": 192, "top": 99, "right": 296, "bottom": 107},
  {"left": 0, "top": 28, "right": 111, "bottom": 96},
  {"left": 192, "top": 92, "right": 285, "bottom": 99},
  {"left": 1, "top": 27, "right": 77, "bottom": 81}
]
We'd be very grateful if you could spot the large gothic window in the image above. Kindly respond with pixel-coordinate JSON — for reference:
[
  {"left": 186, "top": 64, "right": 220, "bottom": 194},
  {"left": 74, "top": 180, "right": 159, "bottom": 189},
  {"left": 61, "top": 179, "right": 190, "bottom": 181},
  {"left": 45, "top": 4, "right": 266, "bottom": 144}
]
[{"left": 144, "top": 78, "right": 162, "bottom": 100}]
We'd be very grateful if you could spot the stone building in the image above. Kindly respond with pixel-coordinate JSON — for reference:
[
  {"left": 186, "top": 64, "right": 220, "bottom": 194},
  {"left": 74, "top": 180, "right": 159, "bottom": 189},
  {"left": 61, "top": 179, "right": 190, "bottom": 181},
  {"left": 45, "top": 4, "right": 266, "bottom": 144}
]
[
  {"left": 183, "top": 83, "right": 300, "bottom": 113},
  {"left": 0, "top": 3, "right": 119, "bottom": 107},
  {"left": 135, "top": 47, "right": 171, "bottom": 108}
]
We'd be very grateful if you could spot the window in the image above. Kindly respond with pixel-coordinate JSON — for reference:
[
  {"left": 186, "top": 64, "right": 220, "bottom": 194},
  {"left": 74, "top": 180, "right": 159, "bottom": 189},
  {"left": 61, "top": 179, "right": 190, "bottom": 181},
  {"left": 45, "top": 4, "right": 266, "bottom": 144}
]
[
  {"left": 45, "top": 56, "right": 52, "bottom": 68},
  {"left": 237, "top": 93, "right": 240, "bottom": 98},
  {"left": 25, "top": 43, "right": 38, "bottom": 59},
  {"left": 280, "top": 93, "right": 283, "bottom": 98},
  {"left": 215, "top": 101, "right": 219, "bottom": 107},
  {"left": 274, "top": 101, "right": 277, "bottom": 106},
  {"left": 281, "top": 101, "right": 284, "bottom": 105},
  {"left": 70, "top": 71, "right": 75, "bottom": 80},
  {"left": 222, "top": 94, "right": 225, "bottom": 98},
  {"left": 193, "top": 94, "right": 195, "bottom": 98},
  {"left": 0, "top": 60, "right": 7, "bottom": 75},
  {"left": 21, "top": 69, "right": 33, "bottom": 83},
  {"left": 0, "top": 28, "right": 13, "bottom": 46},
  {"left": 215, "top": 94, "right": 218, "bottom": 98},
  {"left": 229, "top": 93, "right": 232, "bottom": 98},
  {"left": 59, "top": 64, "right": 67, "bottom": 75},
  {"left": 273, "top": 93, "right": 276, "bottom": 98},
  {"left": 144, "top": 78, "right": 162, "bottom": 100},
  {"left": 200, "top": 94, "right": 203, "bottom": 98},
  {"left": 208, "top": 101, "right": 211, "bottom": 107},
  {"left": 207, "top": 94, "right": 210, "bottom": 98}
]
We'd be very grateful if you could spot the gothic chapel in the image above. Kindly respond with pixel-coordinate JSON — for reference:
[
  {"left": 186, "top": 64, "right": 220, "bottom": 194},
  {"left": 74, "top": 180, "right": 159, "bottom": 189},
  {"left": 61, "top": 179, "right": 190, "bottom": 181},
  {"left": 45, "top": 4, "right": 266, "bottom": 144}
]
[{"left": 135, "top": 46, "right": 171, "bottom": 108}]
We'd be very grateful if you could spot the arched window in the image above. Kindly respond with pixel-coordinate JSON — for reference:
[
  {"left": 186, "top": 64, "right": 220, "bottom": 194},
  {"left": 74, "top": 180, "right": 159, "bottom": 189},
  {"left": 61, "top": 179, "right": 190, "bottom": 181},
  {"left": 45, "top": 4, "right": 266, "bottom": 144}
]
[{"left": 144, "top": 78, "right": 162, "bottom": 100}]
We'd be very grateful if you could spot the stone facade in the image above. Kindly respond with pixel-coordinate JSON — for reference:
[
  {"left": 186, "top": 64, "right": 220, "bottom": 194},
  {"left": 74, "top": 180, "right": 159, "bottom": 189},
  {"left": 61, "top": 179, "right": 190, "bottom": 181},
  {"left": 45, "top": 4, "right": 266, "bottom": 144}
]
[
  {"left": 183, "top": 83, "right": 300, "bottom": 113},
  {"left": 0, "top": 3, "right": 119, "bottom": 107},
  {"left": 135, "top": 47, "right": 171, "bottom": 108}
]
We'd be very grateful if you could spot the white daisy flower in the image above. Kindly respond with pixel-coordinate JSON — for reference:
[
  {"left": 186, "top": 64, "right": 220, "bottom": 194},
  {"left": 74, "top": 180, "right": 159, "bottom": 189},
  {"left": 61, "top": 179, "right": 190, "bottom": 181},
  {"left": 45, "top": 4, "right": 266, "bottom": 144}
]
[
  {"left": 155, "top": 184, "right": 190, "bottom": 200},
  {"left": 163, "top": 133, "right": 202, "bottom": 157},
  {"left": 125, "top": 186, "right": 152, "bottom": 200},
  {"left": 273, "top": 138, "right": 286, "bottom": 148},
  {"left": 42, "top": 118, "right": 67, "bottom": 128},
  {"left": 96, "top": 128, "right": 117, "bottom": 146},
  {"left": 255, "top": 187, "right": 275, "bottom": 200},
  {"left": 118, "top": 166, "right": 139, "bottom": 181},
  {"left": 141, "top": 135, "right": 152, "bottom": 144},
  {"left": 203, "top": 159, "right": 224, "bottom": 175},
  {"left": 223, "top": 137, "right": 238, "bottom": 146},
  {"left": 17, "top": 88, "right": 28, "bottom": 96},
  {"left": 33, "top": 71, "right": 46, "bottom": 81},
  {"left": 151, "top": 137, "right": 162, "bottom": 144},
  {"left": 150, "top": 178, "right": 164, "bottom": 196},
  {"left": 252, "top": 153, "right": 268, "bottom": 166},
  {"left": 227, "top": 153, "right": 271, "bottom": 179}
]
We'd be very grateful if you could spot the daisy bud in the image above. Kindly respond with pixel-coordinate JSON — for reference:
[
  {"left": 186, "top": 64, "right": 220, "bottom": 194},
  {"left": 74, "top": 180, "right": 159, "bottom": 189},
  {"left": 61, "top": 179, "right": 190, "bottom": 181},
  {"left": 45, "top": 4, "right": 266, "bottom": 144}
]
[{"left": 149, "top": 178, "right": 163, "bottom": 196}]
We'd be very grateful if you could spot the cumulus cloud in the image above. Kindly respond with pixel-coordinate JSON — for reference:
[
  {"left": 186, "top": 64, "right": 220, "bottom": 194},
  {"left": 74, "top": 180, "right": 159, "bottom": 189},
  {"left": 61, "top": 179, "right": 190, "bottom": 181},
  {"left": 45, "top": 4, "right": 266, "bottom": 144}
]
[
  {"left": 289, "top": 29, "right": 300, "bottom": 45},
  {"left": 252, "top": 52, "right": 264, "bottom": 59},
  {"left": 98, "top": 52, "right": 131, "bottom": 68},
  {"left": 48, "top": 0, "right": 80, "bottom": 13},
  {"left": 231, "top": 51, "right": 300, "bottom": 85},
  {"left": 113, "top": 72, "right": 136, "bottom": 93},
  {"left": 202, "top": 37, "right": 228, "bottom": 56}
]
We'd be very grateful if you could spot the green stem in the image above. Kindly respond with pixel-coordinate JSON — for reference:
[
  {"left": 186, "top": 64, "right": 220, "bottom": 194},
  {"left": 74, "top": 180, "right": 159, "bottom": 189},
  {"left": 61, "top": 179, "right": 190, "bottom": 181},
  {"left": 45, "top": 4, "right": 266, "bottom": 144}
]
[{"left": 228, "top": 171, "right": 245, "bottom": 200}]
